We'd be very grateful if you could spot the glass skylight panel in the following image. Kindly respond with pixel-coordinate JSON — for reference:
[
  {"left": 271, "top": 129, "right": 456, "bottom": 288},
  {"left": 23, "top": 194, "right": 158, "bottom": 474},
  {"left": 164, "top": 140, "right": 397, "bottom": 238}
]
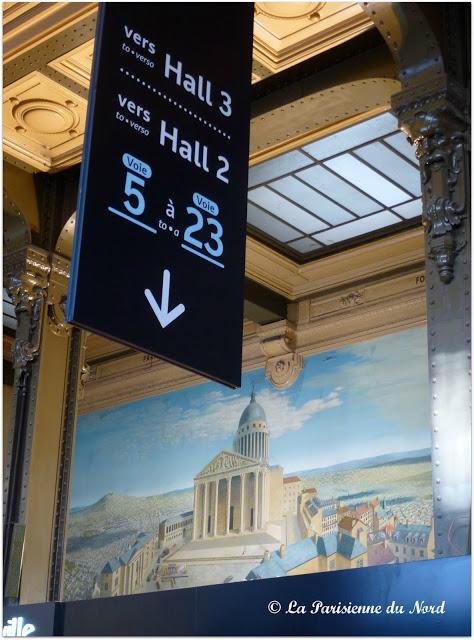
[
  {"left": 246, "top": 112, "right": 423, "bottom": 258},
  {"left": 354, "top": 142, "right": 422, "bottom": 197},
  {"left": 269, "top": 175, "right": 355, "bottom": 226},
  {"left": 393, "top": 198, "right": 422, "bottom": 219},
  {"left": 324, "top": 155, "right": 410, "bottom": 207},
  {"left": 248, "top": 150, "right": 313, "bottom": 188},
  {"left": 247, "top": 203, "right": 301, "bottom": 242},
  {"left": 302, "top": 112, "right": 398, "bottom": 160},
  {"left": 248, "top": 186, "right": 328, "bottom": 234},
  {"left": 296, "top": 165, "right": 381, "bottom": 216},
  {"left": 384, "top": 132, "right": 417, "bottom": 163},
  {"left": 287, "top": 237, "right": 322, "bottom": 254},
  {"left": 313, "top": 211, "right": 400, "bottom": 245}
]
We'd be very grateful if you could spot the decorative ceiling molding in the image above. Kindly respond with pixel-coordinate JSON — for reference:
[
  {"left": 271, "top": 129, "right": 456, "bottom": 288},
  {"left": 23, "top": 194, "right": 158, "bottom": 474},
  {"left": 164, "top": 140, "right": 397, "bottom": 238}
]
[
  {"left": 253, "top": 2, "right": 373, "bottom": 72},
  {"left": 3, "top": 71, "right": 87, "bottom": 171},
  {"left": 3, "top": 2, "right": 97, "bottom": 64},
  {"left": 255, "top": 3, "right": 326, "bottom": 21},
  {"left": 245, "top": 236, "right": 304, "bottom": 298},
  {"left": 245, "top": 226, "right": 425, "bottom": 300},
  {"left": 48, "top": 39, "right": 94, "bottom": 88},
  {"left": 293, "top": 269, "right": 426, "bottom": 357}
]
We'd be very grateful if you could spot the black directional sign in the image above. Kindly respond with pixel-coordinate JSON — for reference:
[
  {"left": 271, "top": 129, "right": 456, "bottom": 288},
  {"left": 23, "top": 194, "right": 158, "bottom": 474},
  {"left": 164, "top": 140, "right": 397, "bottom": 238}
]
[{"left": 66, "top": 3, "right": 254, "bottom": 387}]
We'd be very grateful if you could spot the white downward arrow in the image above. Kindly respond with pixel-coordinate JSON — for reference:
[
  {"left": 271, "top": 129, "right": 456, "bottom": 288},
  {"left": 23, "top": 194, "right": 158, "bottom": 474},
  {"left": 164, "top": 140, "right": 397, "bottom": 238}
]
[{"left": 144, "top": 269, "right": 186, "bottom": 329}]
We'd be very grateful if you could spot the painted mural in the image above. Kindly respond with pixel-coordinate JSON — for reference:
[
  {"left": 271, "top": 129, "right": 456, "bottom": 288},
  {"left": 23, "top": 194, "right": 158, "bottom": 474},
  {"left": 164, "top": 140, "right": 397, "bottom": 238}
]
[{"left": 63, "top": 326, "right": 433, "bottom": 601}]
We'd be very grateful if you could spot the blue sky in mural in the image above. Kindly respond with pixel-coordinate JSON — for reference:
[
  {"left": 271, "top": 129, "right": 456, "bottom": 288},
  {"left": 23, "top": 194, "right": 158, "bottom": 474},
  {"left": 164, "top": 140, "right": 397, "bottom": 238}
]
[{"left": 71, "top": 327, "right": 429, "bottom": 507}]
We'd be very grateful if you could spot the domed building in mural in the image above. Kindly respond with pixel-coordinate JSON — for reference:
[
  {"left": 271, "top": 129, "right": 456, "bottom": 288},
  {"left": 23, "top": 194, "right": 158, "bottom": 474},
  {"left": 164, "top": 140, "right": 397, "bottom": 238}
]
[
  {"left": 191, "top": 392, "right": 284, "bottom": 541},
  {"left": 233, "top": 391, "right": 270, "bottom": 463}
]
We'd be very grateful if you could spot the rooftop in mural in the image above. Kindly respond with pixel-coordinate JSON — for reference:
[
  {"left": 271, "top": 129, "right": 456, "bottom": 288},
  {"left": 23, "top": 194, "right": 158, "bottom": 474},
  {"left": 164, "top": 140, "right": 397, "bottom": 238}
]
[
  {"left": 391, "top": 524, "right": 432, "bottom": 547},
  {"left": 247, "top": 532, "right": 368, "bottom": 580},
  {"left": 101, "top": 532, "right": 154, "bottom": 575}
]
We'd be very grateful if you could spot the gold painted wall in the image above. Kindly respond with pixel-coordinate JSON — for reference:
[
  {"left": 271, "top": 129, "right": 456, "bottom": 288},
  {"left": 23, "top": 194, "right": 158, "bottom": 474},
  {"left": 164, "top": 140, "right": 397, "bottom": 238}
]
[{"left": 3, "top": 163, "right": 40, "bottom": 233}]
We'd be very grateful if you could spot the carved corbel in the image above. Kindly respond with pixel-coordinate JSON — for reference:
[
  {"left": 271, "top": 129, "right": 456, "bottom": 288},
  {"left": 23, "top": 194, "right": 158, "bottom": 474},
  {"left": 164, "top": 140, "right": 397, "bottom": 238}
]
[
  {"left": 265, "top": 353, "right": 304, "bottom": 389},
  {"left": 258, "top": 320, "right": 304, "bottom": 388},
  {"left": 392, "top": 77, "right": 469, "bottom": 284}
]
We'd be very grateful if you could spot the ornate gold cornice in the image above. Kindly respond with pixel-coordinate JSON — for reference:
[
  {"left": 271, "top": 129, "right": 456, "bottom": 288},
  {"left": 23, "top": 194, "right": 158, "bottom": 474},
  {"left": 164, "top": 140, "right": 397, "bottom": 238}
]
[{"left": 246, "top": 226, "right": 424, "bottom": 300}]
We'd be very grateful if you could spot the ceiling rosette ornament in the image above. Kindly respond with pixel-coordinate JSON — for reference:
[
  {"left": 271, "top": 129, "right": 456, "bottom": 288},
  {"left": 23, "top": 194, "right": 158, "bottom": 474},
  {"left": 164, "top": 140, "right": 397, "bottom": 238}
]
[
  {"left": 12, "top": 98, "right": 79, "bottom": 137},
  {"left": 255, "top": 3, "right": 325, "bottom": 20}
]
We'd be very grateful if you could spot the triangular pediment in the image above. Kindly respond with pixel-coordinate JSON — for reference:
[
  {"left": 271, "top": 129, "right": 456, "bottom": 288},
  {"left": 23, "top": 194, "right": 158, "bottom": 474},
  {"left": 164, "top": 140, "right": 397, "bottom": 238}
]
[{"left": 195, "top": 450, "right": 257, "bottom": 479}]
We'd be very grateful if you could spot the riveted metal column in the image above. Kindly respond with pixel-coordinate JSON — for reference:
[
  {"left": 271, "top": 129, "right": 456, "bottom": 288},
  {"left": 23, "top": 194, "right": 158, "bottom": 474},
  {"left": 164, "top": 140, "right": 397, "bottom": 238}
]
[
  {"left": 3, "top": 244, "right": 85, "bottom": 604},
  {"left": 49, "top": 324, "right": 87, "bottom": 602},
  {"left": 392, "top": 77, "right": 470, "bottom": 558},
  {"left": 20, "top": 253, "right": 84, "bottom": 605},
  {"left": 3, "top": 245, "right": 50, "bottom": 604}
]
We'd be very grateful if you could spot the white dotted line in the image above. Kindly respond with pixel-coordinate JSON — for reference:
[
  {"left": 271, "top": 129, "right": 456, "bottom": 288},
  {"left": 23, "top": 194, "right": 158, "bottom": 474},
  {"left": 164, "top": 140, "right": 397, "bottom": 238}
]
[{"left": 120, "top": 67, "right": 231, "bottom": 140}]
